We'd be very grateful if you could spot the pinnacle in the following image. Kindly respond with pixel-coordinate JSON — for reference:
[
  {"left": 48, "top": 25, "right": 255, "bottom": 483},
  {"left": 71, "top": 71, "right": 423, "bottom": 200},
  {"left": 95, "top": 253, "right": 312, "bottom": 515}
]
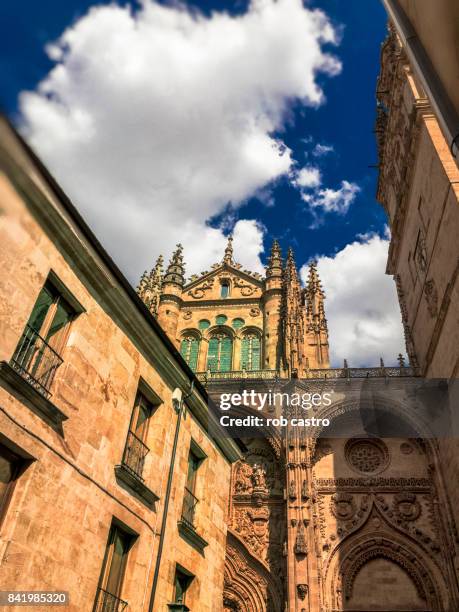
[{"left": 222, "top": 234, "right": 234, "bottom": 265}]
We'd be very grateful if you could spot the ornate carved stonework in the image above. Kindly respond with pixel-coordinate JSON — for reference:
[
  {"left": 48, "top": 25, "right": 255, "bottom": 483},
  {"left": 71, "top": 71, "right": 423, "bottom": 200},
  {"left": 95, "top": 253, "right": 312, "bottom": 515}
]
[
  {"left": 345, "top": 439, "right": 389, "bottom": 475},
  {"left": 424, "top": 278, "right": 438, "bottom": 317}
]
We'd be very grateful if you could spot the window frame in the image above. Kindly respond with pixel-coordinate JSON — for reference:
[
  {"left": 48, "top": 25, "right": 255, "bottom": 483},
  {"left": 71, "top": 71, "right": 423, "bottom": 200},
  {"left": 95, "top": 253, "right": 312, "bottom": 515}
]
[
  {"left": 173, "top": 564, "right": 194, "bottom": 605},
  {"left": 95, "top": 521, "right": 137, "bottom": 608},
  {"left": 0, "top": 443, "right": 24, "bottom": 527}
]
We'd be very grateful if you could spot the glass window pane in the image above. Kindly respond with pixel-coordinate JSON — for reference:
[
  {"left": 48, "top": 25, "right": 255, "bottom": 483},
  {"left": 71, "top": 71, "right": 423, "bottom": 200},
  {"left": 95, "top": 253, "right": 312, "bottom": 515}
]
[
  {"left": 180, "top": 337, "right": 199, "bottom": 371},
  {"left": 45, "top": 298, "right": 74, "bottom": 350},
  {"left": 220, "top": 336, "right": 232, "bottom": 372},
  {"left": 207, "top": 337, "right": 219, "bottom": 372},
  {"left": 220, "top": 283, "right": 229, "bottom": 298},
  {"left": 27, "top": 286, "right": 54, "bottom": 334},
  {"left": 186, "top": 451, "right": 199, "bottom": 492},
  {"left": 105, "top": 527, "right": 130, "bottom": 597},
  {"left": 133, "top": 395, "right": 151, "bottom": 440},
  {"left": 198, "top": 320, "right": 210, "bottom": 330}
]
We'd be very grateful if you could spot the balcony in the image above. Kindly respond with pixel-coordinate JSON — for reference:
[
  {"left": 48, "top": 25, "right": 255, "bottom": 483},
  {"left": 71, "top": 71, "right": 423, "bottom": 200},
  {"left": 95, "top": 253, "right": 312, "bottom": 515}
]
[
  {"left": 10, "top": 324, "right": 63, "bottom": 399},
  {"left": 115, "top": 431, "right": 159, "bottom": 509},
  {"left": 196, "top": 364, "right": 419, "bottom": 384},
  {"left": 122, "top": 430, "right": 149, "bottom": 481},
  {"left": 178, "top": 487, "right": 208, "bottom": 553},
  {"left": 93, "top": 588, "right": 128, "bottom": 612},
  {"left": 196, "top": 369, "right": 280, "bottom": 383},
  {"left": 181, "top": 487, "right": 198, "bottom": 529}
]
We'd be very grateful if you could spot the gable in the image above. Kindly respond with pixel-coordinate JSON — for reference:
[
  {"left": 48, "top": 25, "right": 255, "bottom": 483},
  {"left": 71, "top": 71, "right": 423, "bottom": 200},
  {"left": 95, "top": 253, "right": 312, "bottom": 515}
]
[{"left": 184, "top": 265, "right": 263, "bottom": 302}]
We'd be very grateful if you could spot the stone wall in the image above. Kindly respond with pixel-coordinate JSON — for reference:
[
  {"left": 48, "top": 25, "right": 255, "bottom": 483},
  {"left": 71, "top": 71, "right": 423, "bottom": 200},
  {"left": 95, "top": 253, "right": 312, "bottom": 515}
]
[{"left": 0, "top": 119, "right": 240, "bottom": 611}]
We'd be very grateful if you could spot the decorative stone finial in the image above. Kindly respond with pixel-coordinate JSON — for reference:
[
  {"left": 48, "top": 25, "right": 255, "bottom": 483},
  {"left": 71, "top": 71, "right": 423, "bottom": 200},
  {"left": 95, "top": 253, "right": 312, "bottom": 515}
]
[
  {"left": 266, "top": 239, "right": 283, "bottom": 277},
  {"left": 222, "top": 234, "right": 234, "bottom": 265},
  {"left": 137, "top": 254, "right": 164, "bottom": 315},
  {"left": 163, "top": 244, "right": 185, "bottom": 287}
]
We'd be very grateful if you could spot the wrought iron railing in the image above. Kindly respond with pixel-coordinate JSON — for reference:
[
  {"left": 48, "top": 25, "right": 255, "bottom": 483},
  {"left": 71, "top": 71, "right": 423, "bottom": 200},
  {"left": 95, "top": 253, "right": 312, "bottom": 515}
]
[
  {"left": 10, "top": 324, "right": 64, "bottom": 398},
  {"left": 181, "top": 487, "right": 199, "bottom": 529},
  {"left": 122, "top": 430, "right": 149, "bottom": 480},
  {"left": 93, "top": 587, "right": 128, "bottom": 612}
]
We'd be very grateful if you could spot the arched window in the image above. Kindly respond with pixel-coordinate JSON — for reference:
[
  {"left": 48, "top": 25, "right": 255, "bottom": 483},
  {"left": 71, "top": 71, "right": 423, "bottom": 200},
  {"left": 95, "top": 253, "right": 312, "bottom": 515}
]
[
  {"left": 207, "top": 333, "right": 233, "bottom": 372},
  {"left": 180, "top": 335, "right": 200, "bottom": 371},
  {"left": 198, "top": 319, "right": 210, "bottom": 330},
  {"left": 241, "top": 333, "right": 261, "bottom": 371},
  {"left": 220, "top": 281, "right": 230, "bottom": 298},
  {"left": 216, "top": 314, "right": 228, "bottom": 325}
]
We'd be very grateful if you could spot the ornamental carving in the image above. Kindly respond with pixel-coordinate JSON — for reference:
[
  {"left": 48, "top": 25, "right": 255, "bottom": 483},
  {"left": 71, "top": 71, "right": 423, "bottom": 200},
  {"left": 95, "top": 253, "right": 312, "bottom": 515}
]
[
  {"left": 297, "top": 584, "right": 308, "bottom": 600},
  {"left": 424, "top": 278, "right": 438, "bottom": 317},
  {"left": 232, "top": 277, "right": 256, "bottom": 296},
  {"left": 187, "top": 278, "right": 214, "bottom": 299},
  {"left": 294, "top": 521, "right": 308, "bottom": 556},
  {"left": 330, "top": 493, "right": 356, "bottom": 521},
  {"left": 393, "top": 492, "right": 421, "bottom": 522},
  {"left": 345, "top": 439, "right": 389, "bottom": 475}
]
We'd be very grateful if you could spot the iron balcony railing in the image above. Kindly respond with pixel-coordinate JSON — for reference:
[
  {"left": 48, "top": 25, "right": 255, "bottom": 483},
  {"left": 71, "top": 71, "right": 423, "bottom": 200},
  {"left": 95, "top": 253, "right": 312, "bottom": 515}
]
[
  {"left": 122, "top": 430, "right": 149, "bottom": 481},
  {"left": 181, "top": 487, "right": 199, "bottom": 530},
  {"left": 10, "top": 324, "right": 64, "bottom": 398},
  {"left": 93, "top": 587, "right": 128, "bottom": 612}
]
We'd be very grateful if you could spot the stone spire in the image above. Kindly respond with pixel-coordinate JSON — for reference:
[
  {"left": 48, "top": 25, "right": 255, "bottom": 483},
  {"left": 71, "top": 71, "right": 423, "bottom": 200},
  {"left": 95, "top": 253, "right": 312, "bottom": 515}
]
[
  {"left": 222, "top": 234, "right": 234, "bottom": 265},
  {"left": 163, "top": 244, "right": 185, "bottom": 287},
  {"left": 285, "top": 247, "right": 299, "bottom": 282},
  {"left": 266, "top": 239, "right": 283, "bottom": 277},
  {"left": 305, "top": 261, "right": 326, "bottom": 317},
  {"left": 137, "top": 255, "right": 164, "bottom": 316},
  {"left": 304, "top": 260, "right": 329, "bottom": 366}
]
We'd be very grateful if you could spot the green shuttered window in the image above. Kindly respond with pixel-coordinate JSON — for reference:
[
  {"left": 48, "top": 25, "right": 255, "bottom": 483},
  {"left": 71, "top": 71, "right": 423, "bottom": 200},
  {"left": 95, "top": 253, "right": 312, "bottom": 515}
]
[
  {"left": 180, "top": 336, "right": 200, "bottom": 371},
  {"left": 241, "top": 334, "right": 261, "bottom": 371},
  {"left": 207, "top": 334, "right": 233, "bottom": 372}
]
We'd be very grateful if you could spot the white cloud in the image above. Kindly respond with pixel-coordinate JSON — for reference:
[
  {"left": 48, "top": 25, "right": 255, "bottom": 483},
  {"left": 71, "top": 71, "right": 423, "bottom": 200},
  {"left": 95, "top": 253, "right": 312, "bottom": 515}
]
[
  {"left": 312, "top": 142, "right": 334, "bottom": 157},
  {"left": 294, "top": 166, "right": 322, "bottom": 188},
  {"left": 310, "top": 180, "right": 360, "bottom": 214},
  {"left": 300, "top": 234, "right": 406, "bottom": 367},
  {"left": 18, "top": 0, "right": 341, "bottom": 281}
]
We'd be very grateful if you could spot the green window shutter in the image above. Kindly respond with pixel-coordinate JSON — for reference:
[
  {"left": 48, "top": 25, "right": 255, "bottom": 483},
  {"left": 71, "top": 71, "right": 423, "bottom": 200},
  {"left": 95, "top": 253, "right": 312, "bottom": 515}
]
[
  {"left": 198, "top": 319, "right": 210, "bottom": 330},
  {"left": 251, "top": 335, "right": 261, "bottom": 370},
  {"left": 220, "top": 336, "right": 233, "bottom": 372},
  {"left": 232, "top": 318, "right": 245, "bottom": 329},
  {"left": 241, "top": 336, "right": 250, "bottom": 370},
  {"left": 181, "top": 337, "right": 200, "bottom": 371},
  {"left": 207, "top": 337, "right": 219, "bottom": 372},
  {"left": 188, "top": 338, "right": 199, "bottom": 371},
  {"left": 241, "top": 335, "right": 261, "bottom": 371},
  {"left": 216, "top": 314, "right": 227, "bottom": 325}
]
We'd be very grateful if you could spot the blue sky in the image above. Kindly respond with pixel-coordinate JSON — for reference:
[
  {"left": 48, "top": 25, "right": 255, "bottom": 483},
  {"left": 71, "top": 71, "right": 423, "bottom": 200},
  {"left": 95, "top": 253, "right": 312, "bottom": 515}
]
[
  {"left": 1, "top": 0, "right": 387, "bottom": 263},
  {"left": 0, "top": 0, "right": 406, "bottom": 366}
]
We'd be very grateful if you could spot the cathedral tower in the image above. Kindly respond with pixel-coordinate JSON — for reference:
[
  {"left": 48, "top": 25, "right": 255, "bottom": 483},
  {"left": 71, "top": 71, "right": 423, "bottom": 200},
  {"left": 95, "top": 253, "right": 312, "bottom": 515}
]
[{"left": 138, "top": 237, "right": 329, "bottom": 377}]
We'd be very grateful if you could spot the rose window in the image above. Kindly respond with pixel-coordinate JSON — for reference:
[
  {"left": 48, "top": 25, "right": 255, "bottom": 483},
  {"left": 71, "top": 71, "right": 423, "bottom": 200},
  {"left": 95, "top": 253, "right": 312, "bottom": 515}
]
[{"left": 345, "top": 439, "right": 389, "bottom": 474}]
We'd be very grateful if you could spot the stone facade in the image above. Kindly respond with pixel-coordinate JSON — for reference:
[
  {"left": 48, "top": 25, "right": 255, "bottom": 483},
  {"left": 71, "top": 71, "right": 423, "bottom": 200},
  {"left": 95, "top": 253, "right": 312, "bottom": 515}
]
[
  {"left": 375, "top": 26, "right": 459, "bottom": 378},
  {"left": 138, "top": 237, "right": 329, "bottom": 378},
  {"left": 0, "top": 116, "right": 241, "bottom": 611}
]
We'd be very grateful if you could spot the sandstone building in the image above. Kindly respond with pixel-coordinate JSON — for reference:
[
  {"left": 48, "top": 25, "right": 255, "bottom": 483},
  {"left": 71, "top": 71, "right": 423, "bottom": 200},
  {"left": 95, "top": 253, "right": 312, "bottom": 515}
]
[
  {"left": 0, "top": 116, "right": 242, "bottom": 612},
  {"left": 1, "top": 1, "right": 459, "bottom": 610}
]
